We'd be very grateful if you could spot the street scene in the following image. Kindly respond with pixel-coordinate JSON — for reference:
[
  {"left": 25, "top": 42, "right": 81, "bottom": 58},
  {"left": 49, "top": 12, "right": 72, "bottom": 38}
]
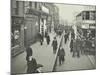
[{"left": 11, "top": 0, "right": 96, "bottom": 74}]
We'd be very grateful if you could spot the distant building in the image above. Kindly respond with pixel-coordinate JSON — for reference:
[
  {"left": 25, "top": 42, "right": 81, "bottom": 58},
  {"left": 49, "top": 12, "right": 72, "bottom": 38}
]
[
  {"left": 76, "top": 10, "right": 96, "bottom": 29},
  {"left": 24, "top": 1, "right": 59, "bottom": 45},
  {"left": 42, "top": 3, "right": 59, "bottom": 32},
  {"left": 76, "top": 6, "right": 96, "bottom": 38},
  {"left": 53, "top": 5, "right": 59, "bottom": 31}
]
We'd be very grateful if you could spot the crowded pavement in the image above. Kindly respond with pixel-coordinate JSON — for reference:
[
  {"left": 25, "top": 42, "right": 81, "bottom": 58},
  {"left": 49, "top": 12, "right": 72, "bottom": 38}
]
[
  {"left": 11, "top": 1, "right": 96, "bottom": 74},
  {"left": 11, "top": 32, "right": 62, "bottom": 73},
  {"left": 55, "top": 32, "right": 95, "bottom": 72}
]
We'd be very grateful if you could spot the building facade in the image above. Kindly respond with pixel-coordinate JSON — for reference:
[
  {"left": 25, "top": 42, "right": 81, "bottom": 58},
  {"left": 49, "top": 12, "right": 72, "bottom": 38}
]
[
  {"left": 24, "top": 2, "right": 50, "bottom": 44},
  {"left": 42, "top": 3, "right": 59, "bottom": 32},
  {"left": 76, "top": 10, "right": 96, "bottom": 29},
  {"left": 11, "top": 0, "right": 59, "bottom": 56},
  {"left": 76, "top": 6, "right": 96, "bottom": 39},
  {"left": 24, "top": 1, "right": 41, "bottom": 46},
  {"left": 11, "top": 0, "right": 25, "bottom": 57}
]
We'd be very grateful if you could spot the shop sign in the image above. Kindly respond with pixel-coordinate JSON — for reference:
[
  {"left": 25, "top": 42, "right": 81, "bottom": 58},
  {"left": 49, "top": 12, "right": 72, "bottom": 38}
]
[
  {"left": 12, "top": 17, "right": 23, "bottom": 25},
  {"left": 89, "top": 24, "right": 96, "bottom": 29},
  {"left": 81, "top": 24, "right": 89, "bottom": 29},
  {"left": 90, "top": 26, "right": 95, "bottom": 29},
  {"left": 41, "top": 6, "right": 49, "bottom": 14}
]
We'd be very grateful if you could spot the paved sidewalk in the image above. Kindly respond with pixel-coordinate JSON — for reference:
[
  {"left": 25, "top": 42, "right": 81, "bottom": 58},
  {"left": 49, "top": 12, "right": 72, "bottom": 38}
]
[
  {"left": 87, "top": 55, "right": 96, "bottom": 68},
  {"left": 55, "top": 33, "right": 96, "bottom": 72},
  {"left": 30, "top": 32, "right": 61, "bottom": 72},
  {"left": 11, "top": 32, "right": 62, "bottom": 74}
]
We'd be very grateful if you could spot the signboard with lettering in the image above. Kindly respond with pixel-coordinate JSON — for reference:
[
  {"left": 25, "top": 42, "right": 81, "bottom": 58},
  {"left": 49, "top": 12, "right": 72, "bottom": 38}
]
[
  {"left": 90, "top": 26, "right": 95, "bottom": 29},
  {"left": 81, "top": 24, "right": 89, "bottom": 29},
  {"left": 42, "top": 6, "right": 49, "bottom": 14},
  {"left": 12, "top": 17, "right": 24, "bottom": 26}
]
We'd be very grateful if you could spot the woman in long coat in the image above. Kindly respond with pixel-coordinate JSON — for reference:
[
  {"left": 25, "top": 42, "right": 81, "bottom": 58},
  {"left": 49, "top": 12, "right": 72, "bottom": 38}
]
[
  {"left": 46, "top": 34, "right": 50, "bottom": 45},
  {"left": 58, "top": 47, "right": 65, "bottom": 65},
  {"left": 64, "top": 33, "right": 67, "bottom": 44},
  {"left": 27, "top": 56, "right": 37, "bottom": 73},
  {"left": 70, "top": 39, "right": 73, "bottom": 52},
  {"left": 26, "top": 47, "right": 33, "bottom": 62},
  {"left": 72, "top": 38, "right": 80, "bottom": 57},
  {"left": 27, "top": 56, "right": 43, "bottom": 73},
  {"left": 52, "top": 37, "right": 58, "bottom": 54},
  {"left": 39, "top": 33, "right": 44, "bottom": 45}
]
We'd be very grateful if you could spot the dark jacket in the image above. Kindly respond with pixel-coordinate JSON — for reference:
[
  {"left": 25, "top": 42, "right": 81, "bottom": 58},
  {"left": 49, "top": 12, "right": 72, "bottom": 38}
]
[
  {"left": 73, "top": 39, "right": 81, "bottom": 52},
  {"left": 26, "top": 47, "right": 33, "bottom": 62},
  {"left": 58, "top": 48, "right": 65, "bottom": 56},
  {"left": 46, "top": 35, "right": 50, "bottom": 42},
  {"left": 52, "top": 40, "right": 58, "bottom": 50},
  {"left": 64, "top": 34, "right": 67, "bottom": 39},
  {"left": 71, "top": 32, "right": 75, "bottom": 39},
  {"left": 39, "top": 33, "right": 43, "bottom": 42},
  {"left": 70, "top": 39, "right": 73, "bottom": 48},
  {"left": 27, "top": 58, "right": 37, "bottom": 73},
  {"left": 45, "top": 32, "right": 48, "bottom": 37}
]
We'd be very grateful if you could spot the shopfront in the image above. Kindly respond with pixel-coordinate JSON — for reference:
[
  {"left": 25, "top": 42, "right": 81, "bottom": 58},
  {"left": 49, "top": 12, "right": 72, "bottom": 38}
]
[
  {"left": 39, "top": 6, "right": 49, "bottom": 36},
  {"left": 11, "top": 16, "right": 24, "bottom": 57},
  {"left": 24, "top": 12, "right": 40, "bottom": 47}
]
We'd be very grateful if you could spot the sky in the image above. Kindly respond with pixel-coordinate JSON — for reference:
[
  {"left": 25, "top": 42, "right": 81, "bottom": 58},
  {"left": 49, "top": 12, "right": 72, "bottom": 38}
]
[{"left": 55, "top": 3, "right": 92, "bottom": 24}]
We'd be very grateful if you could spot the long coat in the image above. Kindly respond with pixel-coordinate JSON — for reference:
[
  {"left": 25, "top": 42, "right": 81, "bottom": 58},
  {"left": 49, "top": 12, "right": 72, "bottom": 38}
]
[
  {"left": 46, "top": 35, "right": 50, "bottom": 44},
  {"left": 27, "top": 58, "right": 37, "bottom": 73},
  {"left": 52, "top": 40, "right": 58, "bottom": 50},
  {"left": 73, "top": 39, "right": 81, "bottom": 52},
  {"left": 58, "top": 48, "right": 65, "bottom": 62},
  {"left": 26, "top": 47, "right": 33, "bottom": 62},
  {"left": 64, "top": 33, "right": 68, "bottom": 40},
  {"left": 70, "top": 39, "right": 73, "bottom": 48},
  {"left": 71, "top": 32, "right": 75, "bottom": 39},
  {"left": 58, "top": 48, "right": 65, "bottom": 56}
]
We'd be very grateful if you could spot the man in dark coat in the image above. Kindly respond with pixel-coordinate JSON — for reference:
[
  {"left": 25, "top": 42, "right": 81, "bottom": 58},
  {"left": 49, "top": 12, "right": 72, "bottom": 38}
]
[
  {"left": 58, "top": 47, "right": 65, "bottom": 65},
  {"left": 26, "top": 47, "right": 33, "bottom": 62},
  {"left": 64, "top": 33, "right": 67, "bottom": 44},
  {"left": 70, "top": 39, "right": 73, "bottom": 52},
  {"left": 45, "top": 31, "right": 48, "bottom": 38},
  {"left": 52, "top": 37, "right": 58, "bottom": 54},
  {"left": 46, "top": 34, "right": 50, "bottom": 45},
  {"left": 39, "top": 33, "right": 44, "bottom": 45},
  {"left": 27, "top": 56, "right": 37, "bottom": 73},
  {"left": 67, "top": 32, "right": 69, "bottom": 40},
  {"left": 64, "top": 32, "right": 69, "bottom": 44},
  {"left": 72, "top": 38, "right": 80, "bottom": 57},
  {"left": 27, "top": 56, "right": 43, "bottom": 73},
  {"left": 71, "top": 30, "right": 75, "bottom": 40}
]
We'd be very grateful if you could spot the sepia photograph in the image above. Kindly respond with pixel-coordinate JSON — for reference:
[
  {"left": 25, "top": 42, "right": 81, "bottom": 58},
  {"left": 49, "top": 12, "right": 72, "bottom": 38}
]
[{"left": 11, "top": 0, "right": 96, "bottom": 74}]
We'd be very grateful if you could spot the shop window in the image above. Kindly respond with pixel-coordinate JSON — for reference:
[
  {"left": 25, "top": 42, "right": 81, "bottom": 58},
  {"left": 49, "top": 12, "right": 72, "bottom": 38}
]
[
  {"left": 82, "top": 12, "right": 86, "bottom": 20},
  {"left": 86, "top": 11, "right": 90, "bottom": 20},
  {"left": 90, "top": 11, "right": 96, "bottom": 20},
  {"left": 15, "top": 1, "right": 19, "bottom": 15},
  {"left": 11, "top": 27, "right": 20, "bottom": 47},
  {"left": 35, "top": 2, "right": 37, "bottom": 9},
  {"left": 29, "top": 2, "right": 32, "bottom": 8}
]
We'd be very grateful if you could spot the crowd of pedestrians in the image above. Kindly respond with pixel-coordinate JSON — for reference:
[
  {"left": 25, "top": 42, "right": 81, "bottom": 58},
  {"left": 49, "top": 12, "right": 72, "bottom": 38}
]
[
  {"left": 25, "top": 30, "right": 63, "bottom": 73},
  {"left": 25, "top": 27, "right": 95, "bottom": 73}
]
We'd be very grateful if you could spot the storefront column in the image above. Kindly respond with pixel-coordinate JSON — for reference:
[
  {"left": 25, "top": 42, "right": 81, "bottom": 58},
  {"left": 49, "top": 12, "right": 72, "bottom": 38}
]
[{"left": 20, "top": 24, "right": 25, "bottom": 51}]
